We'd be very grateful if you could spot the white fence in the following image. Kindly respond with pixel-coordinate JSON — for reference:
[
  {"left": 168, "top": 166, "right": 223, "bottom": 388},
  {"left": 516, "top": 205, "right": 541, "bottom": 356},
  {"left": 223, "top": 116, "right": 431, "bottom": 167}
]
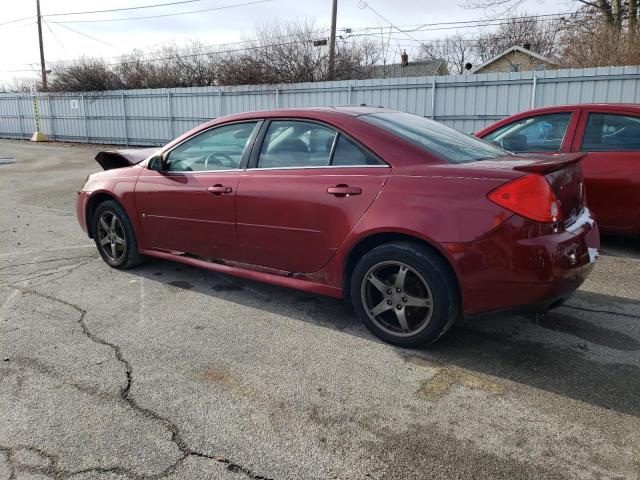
[{"left": 1, "top": 65, "right": 640, "bottom": 146}]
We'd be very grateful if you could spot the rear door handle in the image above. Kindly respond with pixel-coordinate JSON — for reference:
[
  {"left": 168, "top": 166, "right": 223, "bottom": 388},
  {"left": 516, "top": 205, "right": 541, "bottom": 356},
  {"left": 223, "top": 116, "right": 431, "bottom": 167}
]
[
  {"left": 327, "top": 185, "right": 362, "bottom": 197},
  {"left": 207, "top": 185, "right": 233, "bottom": 195}
]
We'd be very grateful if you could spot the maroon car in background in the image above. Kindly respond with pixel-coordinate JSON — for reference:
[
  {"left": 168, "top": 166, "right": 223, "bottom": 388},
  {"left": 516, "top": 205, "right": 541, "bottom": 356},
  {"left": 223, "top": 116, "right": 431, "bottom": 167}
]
[
  {"left": 77, "top": 107, "right": 599, "bottom": 347},
  {"left": 475, "top": 104, "right": 640, "bottom": 237}
]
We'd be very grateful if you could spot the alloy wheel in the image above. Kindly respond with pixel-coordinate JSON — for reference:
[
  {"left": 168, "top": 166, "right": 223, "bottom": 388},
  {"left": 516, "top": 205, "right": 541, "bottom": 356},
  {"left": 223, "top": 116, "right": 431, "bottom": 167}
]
[
  {"left": 360, "top": 261, "right": 433, "bottom": 337},
  {"left": 97, "top": 211, "right": 127, "bottom": 263}
]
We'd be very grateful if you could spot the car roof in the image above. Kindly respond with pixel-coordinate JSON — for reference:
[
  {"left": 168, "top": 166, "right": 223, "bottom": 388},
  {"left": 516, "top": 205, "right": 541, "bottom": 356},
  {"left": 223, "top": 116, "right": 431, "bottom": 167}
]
[
  {"left": 208, "top": 106, "right": 398, "bottom": 124},
  {"left": 512, "top": 103, "right": 640, "bottom": 114}
]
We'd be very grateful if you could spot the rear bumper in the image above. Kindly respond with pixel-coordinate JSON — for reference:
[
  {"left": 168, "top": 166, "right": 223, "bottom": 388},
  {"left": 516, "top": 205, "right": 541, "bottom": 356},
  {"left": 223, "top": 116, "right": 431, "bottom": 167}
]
[{"left": 447, "top": 210, "right": 600, "bottom": 316}]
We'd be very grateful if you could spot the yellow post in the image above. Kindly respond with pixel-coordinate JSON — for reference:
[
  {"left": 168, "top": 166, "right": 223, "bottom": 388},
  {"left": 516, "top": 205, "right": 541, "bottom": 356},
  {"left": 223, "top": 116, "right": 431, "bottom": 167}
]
[{"left": 30, "top": 84, "right": 48, "bottom": 142}]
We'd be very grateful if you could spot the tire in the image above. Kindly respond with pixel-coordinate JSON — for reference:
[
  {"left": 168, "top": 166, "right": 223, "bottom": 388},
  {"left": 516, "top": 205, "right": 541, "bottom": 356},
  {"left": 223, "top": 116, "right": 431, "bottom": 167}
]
[
  {"left": 350, "top": 241, "right": 460, "bottom": 347},
  {"left": 92, "top": 200, "right": 141, "bottom": 269}
]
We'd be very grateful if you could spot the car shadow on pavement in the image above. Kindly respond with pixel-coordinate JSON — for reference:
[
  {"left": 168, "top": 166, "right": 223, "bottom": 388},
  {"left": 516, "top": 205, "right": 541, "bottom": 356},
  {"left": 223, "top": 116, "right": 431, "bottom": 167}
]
[{"left": 127, "top": 259, "right": 640, "bottom": 418}]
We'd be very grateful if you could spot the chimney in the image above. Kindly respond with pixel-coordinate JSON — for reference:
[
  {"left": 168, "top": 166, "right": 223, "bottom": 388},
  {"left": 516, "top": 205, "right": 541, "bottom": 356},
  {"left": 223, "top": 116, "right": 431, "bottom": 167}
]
[
  {"left": 400, "top": 50, "right": 409, "bottom": 68},
  {"left": 523, "top": 42, "right": 531, "bottom": 50}
]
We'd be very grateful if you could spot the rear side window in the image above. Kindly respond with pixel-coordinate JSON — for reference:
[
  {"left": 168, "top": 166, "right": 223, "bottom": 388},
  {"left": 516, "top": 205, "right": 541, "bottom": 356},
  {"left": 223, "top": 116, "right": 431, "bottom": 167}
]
[
  {"left": 258, "top": 120, "right": 336, "bottom": 168},
  {"left": 582, "top": 113, "right": 640, "bottom": 151},
  {"left": 332, "top": 135, "right": 384, "bottom": 166},
  {"left": 483, "top": 113, "right": 572, "bottom": 153},
  {"left": 361, "top": 112, "right": 507, "bottom": 164},
  {"left": 257, "top": 120, "right": 385, "bottom": 168}
]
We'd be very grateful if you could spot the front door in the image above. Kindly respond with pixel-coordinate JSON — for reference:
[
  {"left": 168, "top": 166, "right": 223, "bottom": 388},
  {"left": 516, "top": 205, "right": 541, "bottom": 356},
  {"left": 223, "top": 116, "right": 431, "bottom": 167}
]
[
  {"left": 236, "top": 119, "right": 390, "bottom": 273},
  {"left": 135, "top": 121, "right": 260, "bottom": 260},
  {"left": 572, "top": 110, "right": 640, "bottom": 234}
]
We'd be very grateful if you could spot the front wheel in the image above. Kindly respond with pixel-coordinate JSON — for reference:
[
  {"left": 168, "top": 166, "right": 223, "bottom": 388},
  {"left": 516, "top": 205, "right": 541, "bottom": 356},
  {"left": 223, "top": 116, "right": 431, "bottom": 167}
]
[
  {"left": 350, "top": 242, "right": 460, "bottom": 347},
  {"left": 92, "top": 200, "right": 141, "bottom": 269}
]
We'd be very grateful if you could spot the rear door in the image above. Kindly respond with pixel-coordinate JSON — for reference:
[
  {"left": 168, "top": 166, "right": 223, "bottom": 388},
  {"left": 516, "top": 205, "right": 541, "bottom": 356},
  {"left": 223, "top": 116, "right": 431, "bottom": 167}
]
[
  {"left": 235, "top": 119, "right": 390, "bottom": 273},
  {"left": 135, "top": 121, "right": 261, "bottom": 260},
  {"left": 481, "top": 110, "right": 580, "bottom": 154},
  {"left": 571, "top": 109, "right": 640, "bottom": 234}
]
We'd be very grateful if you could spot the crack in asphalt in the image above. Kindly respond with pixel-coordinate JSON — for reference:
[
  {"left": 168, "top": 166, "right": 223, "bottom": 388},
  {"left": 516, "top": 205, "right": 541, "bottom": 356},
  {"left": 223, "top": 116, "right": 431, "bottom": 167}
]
[
  {"left": 0, "top": 260, "right": 96, "bottom": 288},
  {"left": 3, "top": 284, "right": 273, "bottom": 480},
  {"left": 0, "top": 255, "right": 96, "bottom": 272},
  {"left": 562, "top": 304, "right": 640, "bottom": 320}
]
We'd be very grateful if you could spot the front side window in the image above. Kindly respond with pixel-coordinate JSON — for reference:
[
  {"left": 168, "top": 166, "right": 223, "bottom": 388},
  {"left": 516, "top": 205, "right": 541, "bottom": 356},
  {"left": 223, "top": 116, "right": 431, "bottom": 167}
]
[
  {"left": 166, "top": 122, "right": 258, "bottom": 172},
  {"left": 361, "top": 111, "right": 507, "bottom": 163},
  {"left": 484, "top": 113, "right": 572, "bottom": 153},
  {"left": 582, "top": 113, "right": 640, "bottom": 151}
]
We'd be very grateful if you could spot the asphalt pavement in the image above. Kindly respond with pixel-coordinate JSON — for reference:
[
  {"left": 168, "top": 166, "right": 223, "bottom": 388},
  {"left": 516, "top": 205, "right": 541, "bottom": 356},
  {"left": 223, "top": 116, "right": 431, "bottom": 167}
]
[{"left": 0, "top": 139, "right": 639, "bottom": 479}]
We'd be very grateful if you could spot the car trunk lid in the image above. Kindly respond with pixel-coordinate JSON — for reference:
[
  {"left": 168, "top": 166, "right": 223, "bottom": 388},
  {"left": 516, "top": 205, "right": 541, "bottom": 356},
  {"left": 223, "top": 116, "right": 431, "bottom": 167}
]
[{"left": 461, "top": 153, "right": 587, "bottom": 226}]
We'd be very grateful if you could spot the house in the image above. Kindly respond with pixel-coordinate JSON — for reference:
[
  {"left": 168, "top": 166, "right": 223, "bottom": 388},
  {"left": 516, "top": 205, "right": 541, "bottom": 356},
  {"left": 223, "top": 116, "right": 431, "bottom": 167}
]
[
  {"left": 471, "top": 45, "right": 559, "bottom": 74},
  {"left": 368, "top": 59, "right": 449, "bottom": 78}
]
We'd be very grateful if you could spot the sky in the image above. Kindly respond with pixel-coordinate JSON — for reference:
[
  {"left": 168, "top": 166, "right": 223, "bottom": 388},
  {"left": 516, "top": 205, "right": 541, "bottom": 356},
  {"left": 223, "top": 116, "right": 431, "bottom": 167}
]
[{"left": 0, "top": 0, "right": 573, "bottom": 85}]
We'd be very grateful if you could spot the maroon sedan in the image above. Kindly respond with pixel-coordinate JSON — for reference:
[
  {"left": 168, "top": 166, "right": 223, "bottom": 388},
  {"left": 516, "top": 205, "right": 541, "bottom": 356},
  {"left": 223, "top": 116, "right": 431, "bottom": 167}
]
[
  {"left": 77, "top": 107, "right": 599, "bottom": 347},
  {"left": 475, "top": 104, "right": 640, "bottom": 237}
]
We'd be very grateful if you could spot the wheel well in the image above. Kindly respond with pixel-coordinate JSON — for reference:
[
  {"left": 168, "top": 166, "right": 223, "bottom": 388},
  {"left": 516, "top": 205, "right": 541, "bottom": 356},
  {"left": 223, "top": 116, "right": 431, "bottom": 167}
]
[
  {"left": 85, "top": 193, "right": 118, "bottom": 238},
  {"left": 343, "top": 232, "right": 461, "bottom": 302}
]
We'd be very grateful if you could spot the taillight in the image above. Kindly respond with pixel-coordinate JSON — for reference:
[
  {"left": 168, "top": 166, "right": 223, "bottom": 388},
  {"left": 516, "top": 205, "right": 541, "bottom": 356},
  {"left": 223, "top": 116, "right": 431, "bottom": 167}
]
[{"left": 487, "top": 174, "right": 562, "bottom": 223}]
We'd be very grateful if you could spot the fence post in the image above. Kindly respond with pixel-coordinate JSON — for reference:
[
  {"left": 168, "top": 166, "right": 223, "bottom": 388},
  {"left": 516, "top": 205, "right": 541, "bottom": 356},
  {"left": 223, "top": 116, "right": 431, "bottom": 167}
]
[
  {"left": 166, "top": 92, "right": 172, "bottom": 142},
  {"left": 121, "top": 93, "right": 129, "bottom": 146},
  {"left": 49, "top": 95, "right": 56, "bottom": 141},
  {"left": 81, "top": 93, "right": 89, "bottom": 143},
  {"left": 348, "top": 85, "right": 352, "bottom": 105},
  {"left": 275, "top": 87, "right": 280, "bottom": 109},
  {"left": 17, "top": 96, "right": 25, "bottom": 139},
  {"left": 531, "top": 76, "right": 537, "bottom": 109},
  {"left": 431, "top": 78, "right": 436, "bottom": 119}
]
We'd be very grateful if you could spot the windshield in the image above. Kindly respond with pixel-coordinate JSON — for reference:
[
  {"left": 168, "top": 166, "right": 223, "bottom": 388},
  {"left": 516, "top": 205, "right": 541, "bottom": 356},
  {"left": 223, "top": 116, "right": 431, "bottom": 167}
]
[{"left": 361, "top": 112, "right": 509, "bottom": 163}]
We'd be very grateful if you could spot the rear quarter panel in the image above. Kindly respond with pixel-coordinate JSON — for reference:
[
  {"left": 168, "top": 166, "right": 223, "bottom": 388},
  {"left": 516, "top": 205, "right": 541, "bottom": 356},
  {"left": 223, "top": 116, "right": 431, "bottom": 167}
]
[{"left": 322, "top": 167, "right": 514, "bottom": 292}]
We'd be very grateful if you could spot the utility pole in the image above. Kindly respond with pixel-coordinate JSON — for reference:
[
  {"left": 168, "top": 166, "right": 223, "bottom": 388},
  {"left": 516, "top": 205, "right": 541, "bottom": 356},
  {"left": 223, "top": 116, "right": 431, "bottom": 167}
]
[
  {"left": 327, "top": 0, "right": 337, "bottom": 80},
  {"left": 36, "top": 0, "right": 48, "bottom": 91}
]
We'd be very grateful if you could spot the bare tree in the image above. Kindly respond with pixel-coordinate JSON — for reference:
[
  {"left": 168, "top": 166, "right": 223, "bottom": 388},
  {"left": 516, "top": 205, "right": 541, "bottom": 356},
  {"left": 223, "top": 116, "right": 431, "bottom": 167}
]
[
  {"left": 418, "top": 32, "right": 477, "bottom": 74},
  {"left": 475, "top": 14, "right": 563, "bottom": 62},
  {"left": 559, "top": 10, "right": 640, "bottom": 67},
  {"left": 49, "top": 57, "right": 124, "bottom": 92},
  {"left": 217, "top": 20, "right": 384, "bottom": 85},
  {"left": 461, "top": 0, "right": 638, "bottom": 32}
]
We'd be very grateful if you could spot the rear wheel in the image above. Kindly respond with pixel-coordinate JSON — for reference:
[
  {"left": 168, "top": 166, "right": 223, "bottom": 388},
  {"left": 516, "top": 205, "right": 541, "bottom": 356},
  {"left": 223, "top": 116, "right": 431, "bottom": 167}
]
[
  {"left": 92, "top": 200, "right": 141, "bottom": 269},
  {"left": 350, "top": 242, "right": 459, "bottom": 347}
]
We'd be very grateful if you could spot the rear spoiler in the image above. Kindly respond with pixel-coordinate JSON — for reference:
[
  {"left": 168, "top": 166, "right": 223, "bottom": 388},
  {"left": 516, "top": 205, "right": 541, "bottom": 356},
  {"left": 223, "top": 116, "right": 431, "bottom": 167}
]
[
  {"left": 95, "top": 148, "right": 158, "bottom": 170},
  {"left": 513, "top": 152, "right": 586, "bottom": 174}
]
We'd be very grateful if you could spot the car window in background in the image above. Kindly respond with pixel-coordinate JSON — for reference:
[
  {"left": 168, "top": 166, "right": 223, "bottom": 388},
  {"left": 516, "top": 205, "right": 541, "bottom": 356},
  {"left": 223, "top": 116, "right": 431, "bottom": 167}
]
[
  {"left": 167, "top": 122, "right": 258, "bottom": 172},
  {"left": 332, "top": 135, "right": 385, "bottom": 166},
  {"left": 582, "top": 113, "right": 640, "bottom": 151},
  {"left": 483, "top": 113, "right": 572, "bottom": 153},
  {"left": 258, "top": 120, "right": 337, "bottom": 168},
  {"left": 361, "top": 111, "right": 507, "bottom": 164}
]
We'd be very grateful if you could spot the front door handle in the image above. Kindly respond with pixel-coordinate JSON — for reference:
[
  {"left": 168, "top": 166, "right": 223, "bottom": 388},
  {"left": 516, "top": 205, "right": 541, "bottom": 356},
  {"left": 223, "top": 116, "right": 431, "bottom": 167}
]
[
  {"left": 207, "top": 185, "right": 233, "bottom": 196},
  {"left": 327, "top": 184, "right": 362, "bottom": 197}
]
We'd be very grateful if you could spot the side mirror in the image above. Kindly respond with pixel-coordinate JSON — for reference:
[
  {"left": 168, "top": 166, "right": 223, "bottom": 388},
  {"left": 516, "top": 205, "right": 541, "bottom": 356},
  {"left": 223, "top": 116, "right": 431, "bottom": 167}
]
[{"left": 147, "top": 154, "right": 166, "bottom": 171}]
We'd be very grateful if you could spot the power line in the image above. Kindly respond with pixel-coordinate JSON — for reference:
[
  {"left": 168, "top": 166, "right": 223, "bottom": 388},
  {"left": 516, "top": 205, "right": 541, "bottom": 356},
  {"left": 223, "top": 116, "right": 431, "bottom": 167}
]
[
  {"left": 51, "top": 22, "right": 120, "bottom": 49},
  {"left": 358, "top": 1, "right": 421, "bottom": 43},
  {"left": 45, "top": 0, "right": 209, "bottom": 17},
  {"left": 3, "top": 10, "right": 582, "bottom": 73},
  {"left": 49, "top": 0, "right": 272, "bottom": 24},
  {"left": 0, "top": 16, "right": 33, "bottom": 27}
]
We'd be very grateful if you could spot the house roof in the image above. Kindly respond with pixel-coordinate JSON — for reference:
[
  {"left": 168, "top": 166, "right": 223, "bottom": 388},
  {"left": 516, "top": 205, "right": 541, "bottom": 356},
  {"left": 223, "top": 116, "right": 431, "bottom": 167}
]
[
  {"left": 368, "top": 59, "right": 447, "bottom": 78},
  {"left": 470, "top": 45, "right": 559, "bottom": 73}
]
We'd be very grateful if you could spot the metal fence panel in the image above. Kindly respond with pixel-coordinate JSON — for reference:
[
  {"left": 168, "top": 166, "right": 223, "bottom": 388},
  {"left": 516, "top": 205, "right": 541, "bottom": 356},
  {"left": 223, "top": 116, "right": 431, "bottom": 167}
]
[{"left": 1, "top": 65, "right": 639, "bottom": 146}]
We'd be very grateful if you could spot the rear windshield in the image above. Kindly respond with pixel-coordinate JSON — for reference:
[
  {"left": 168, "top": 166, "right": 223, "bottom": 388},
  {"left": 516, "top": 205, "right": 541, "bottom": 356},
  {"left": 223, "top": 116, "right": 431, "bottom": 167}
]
[{"left": 361, "top": 112, "right": 508, "bottom": 163}]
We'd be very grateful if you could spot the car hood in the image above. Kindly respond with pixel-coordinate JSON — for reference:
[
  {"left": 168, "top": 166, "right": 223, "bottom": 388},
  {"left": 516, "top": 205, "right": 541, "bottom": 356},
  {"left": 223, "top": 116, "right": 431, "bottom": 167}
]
[{"left": 95, "top": 148, "right": 158, "bottom": 170}]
